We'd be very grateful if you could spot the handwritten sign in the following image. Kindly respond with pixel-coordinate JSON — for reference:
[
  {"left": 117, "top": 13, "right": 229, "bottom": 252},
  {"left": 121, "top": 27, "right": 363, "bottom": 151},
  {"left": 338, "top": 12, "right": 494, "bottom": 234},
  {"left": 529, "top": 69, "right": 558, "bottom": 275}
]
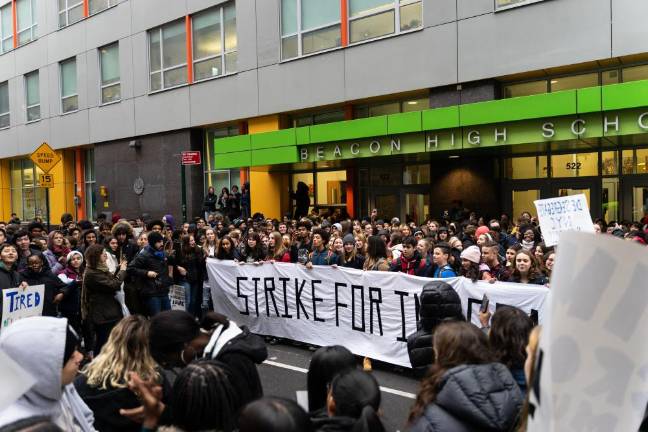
[
  {"left": 527, "top": 232, "right": 648, "bottom": 432},
  {"left": 2, "top": 285, "right": 45, "bottom": 329},
  {"left": 534, "top": 194, "right": 594, "bottom": 246},
  {"left": 169, "top": 284, "right": 186, "bottom": 311}
]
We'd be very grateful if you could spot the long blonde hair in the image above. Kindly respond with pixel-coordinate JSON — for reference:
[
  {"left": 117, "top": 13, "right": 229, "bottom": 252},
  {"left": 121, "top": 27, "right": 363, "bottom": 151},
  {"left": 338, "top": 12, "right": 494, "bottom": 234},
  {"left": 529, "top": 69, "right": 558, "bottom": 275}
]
[{"left": 83, "top": 315, "right": 159, "bottom": 389}]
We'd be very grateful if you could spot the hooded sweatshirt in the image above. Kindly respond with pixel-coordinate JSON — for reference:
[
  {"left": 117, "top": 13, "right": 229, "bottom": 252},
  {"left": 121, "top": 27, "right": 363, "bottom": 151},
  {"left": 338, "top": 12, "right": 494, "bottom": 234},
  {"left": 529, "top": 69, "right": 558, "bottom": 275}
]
[
  {"left": 410, "top": 363, "right": 523, "bottom": 432},
  {"left": 0, "top": 316, "right": 96, "bottom": 431},
  {"left": 203, "top": 320, "right": 268, "bottom": 409}
]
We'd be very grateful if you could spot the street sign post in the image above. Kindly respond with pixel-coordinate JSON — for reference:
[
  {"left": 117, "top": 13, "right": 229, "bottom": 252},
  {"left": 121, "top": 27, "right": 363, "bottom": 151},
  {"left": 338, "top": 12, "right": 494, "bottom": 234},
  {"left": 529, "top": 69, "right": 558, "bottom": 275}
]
[
  {"left": 181, "top": 151, "right": 201, "bottom": 165},
  {"left": 30, "top": 143, "right": 61, "bottom": 231}
]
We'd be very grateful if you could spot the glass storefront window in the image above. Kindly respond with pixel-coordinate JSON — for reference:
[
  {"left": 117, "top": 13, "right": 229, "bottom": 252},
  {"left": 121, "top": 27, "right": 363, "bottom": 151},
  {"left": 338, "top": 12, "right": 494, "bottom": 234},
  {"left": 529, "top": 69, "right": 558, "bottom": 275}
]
[
  {"left": 292, "top": 172, "right": 315, "bottom": 213},
  {"left": 602, "top": 178, "right": 619, "bottom": 222},
  {"left": 403, "top": 164, "right": 430, "bottom": 185},
  {"left": 550, "top": 73, "right": 599, "bottom": 92},
  {"left": 370, "top": 166, "right": 402, "bottom": 186},
  {"left": 601, "top": 151, "right": 618, "bottom": 176},
  {"left": 551, "top": 152, "right": 598, "bottom": 177},
  {"left": 405, "top": 192, "right": 429, "bottom": 225},
  {"left": 631, "top": 186, "right": 648, "bottom": 221},
  {"left": 621, "top": 149, "right": 648, "bottom": 175},
  {"left": 512, "top": 189, "right": 540, "bottom": 219},
  {"left": 317, "top": 170, "right": 347, "bottom": 205},
  {"left": 503, "top": 81, "right": 547, "bottom": 98},
  {"left": 602, "top": 70, "right": 620, "bottom": 85},
  {"left": 623, "top": 65, "right": 648, "bottom": 83},
  {"left": 506, "top": 156, "right": 548, "bottom": 179},
  {"left": 10, "top": 159, "right": 46, "bottom": 221}
]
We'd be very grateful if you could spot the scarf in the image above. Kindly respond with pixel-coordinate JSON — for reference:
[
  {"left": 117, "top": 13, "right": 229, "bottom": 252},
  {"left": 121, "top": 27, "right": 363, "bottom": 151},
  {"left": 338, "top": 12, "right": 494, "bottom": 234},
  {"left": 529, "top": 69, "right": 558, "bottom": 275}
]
[
  {"left": 521, "top": 239, "right": 535, "bottom": 251},
  {"left": 52, "top": 244, "right": 71, "bottom": 257},
  {"left": 399, "top": 253, "right": 423, "bottom": 275},
  {"left": 145, "top": 245, "right": 165, "bottom": 260}
]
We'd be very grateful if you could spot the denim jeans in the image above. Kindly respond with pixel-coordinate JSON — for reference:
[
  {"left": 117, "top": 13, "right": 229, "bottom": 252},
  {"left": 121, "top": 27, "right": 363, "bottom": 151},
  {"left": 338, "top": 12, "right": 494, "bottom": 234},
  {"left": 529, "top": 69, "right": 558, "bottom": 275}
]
[
  {"left": 180, "top": 281, "right": 202, "bottom": 317},
  {"left": 145, "top": 296, "right": 171, "bottom": 317},
  {"left": 179, "top": 281, "right": 192, "bottom": 313}
]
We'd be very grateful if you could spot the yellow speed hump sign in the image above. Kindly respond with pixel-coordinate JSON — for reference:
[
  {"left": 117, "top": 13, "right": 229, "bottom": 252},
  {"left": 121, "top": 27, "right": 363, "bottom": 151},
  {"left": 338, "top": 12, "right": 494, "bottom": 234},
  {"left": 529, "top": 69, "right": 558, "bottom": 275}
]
[{"left": 30, "top": 142, "right": 61, "bottom": 173}]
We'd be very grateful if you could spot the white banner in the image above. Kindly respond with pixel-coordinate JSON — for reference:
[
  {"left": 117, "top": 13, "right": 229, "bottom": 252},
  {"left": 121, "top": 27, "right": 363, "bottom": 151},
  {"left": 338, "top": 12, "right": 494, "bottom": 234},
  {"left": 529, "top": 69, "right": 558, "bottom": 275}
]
[
  {"left": 207, "top": 260, "right": 549, "bottom": 367},
  {"left": 528, "top": 232, "right": 648, "bottom": 432},
  {"left": 534, "top": 194, "right": 594, "bottom": 247},
  {"left": 1, "top": 285, "right": 45, "bottom": 329}
]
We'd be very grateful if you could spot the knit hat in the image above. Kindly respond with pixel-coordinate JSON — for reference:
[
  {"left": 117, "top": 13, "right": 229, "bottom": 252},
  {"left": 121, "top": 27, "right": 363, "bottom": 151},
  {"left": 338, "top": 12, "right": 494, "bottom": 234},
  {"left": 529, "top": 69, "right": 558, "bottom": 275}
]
[
  {"left": 66, "top": 250, "right": 83, "bottom": 263},
  {"left": 475, "top": 226, "right": 490, "bottom": 238},
  {"left": 343, "top": 234, "right": 355, "bottom": 245},
  {"left": 460, "top": 245, "right": 481, "bottom": 264},
  {"left": 148, "top": 231, "right": 164, "bottom": 246},
  {"left": 63, "top": 325, "right": 80, "bottom": 366},
  {"left": 333, "top": 223, "right": 342, "bottom": 231}
]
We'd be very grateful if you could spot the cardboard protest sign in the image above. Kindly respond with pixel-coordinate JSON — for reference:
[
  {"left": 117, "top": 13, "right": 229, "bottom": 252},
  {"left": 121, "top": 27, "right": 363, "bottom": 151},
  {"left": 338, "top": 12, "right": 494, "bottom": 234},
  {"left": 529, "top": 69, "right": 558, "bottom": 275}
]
[
  {"left": 527, "top": 232, "right": 648, "bottom": 432},
  {"left": 534, "top": 194, "right": 594, "bottom": 246},
  {"left": 1, "top": 285, "right": 45, "bottom": 329},
  {"left": 169, "top": 284, "right": 186, "bottom": 311},
  {"left": 207, "top": 260, "right": 548, "bottom": 367}
]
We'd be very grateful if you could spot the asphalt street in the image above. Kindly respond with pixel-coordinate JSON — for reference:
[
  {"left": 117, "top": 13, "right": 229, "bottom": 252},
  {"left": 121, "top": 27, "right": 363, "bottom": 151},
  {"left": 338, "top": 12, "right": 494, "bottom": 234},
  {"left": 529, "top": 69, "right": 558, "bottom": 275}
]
[{"left": 258, "top": 342, "right": 421, "bottom": 432}]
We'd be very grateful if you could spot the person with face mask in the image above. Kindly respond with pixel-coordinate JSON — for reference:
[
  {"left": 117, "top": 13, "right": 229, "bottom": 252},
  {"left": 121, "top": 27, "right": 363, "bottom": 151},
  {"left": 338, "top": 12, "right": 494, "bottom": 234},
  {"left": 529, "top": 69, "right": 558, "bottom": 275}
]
[{"left": 0, "top": 317, "right": 96, "bottom": 431}]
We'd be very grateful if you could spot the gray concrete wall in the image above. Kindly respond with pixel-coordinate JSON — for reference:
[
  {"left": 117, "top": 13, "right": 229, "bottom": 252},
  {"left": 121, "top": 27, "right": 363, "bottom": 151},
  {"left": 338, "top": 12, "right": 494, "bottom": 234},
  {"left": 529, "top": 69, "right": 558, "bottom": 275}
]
[{"left": 0, "top": 0, "right": 646, "bottom": 158}]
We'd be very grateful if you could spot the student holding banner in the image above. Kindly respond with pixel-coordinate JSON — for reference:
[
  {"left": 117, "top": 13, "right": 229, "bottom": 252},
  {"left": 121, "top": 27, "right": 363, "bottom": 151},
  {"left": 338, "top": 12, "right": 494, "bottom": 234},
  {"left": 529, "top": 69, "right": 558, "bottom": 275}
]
[{"left": 508, "top": 250, "right": 548, "bottom": 285}]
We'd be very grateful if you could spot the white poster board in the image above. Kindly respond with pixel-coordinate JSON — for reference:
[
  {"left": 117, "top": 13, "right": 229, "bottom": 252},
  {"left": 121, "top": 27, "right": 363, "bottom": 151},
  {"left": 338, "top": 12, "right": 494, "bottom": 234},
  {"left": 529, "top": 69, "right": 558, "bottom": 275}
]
[
  {"left": 527, "top": 232, "right": 648, "bottom": 432},
  {"left": 534, "top": 194, "right": 594, "bottom": 246},
  {"left": 206, "top": 260, "right": 548, "bottom": 367},
  {"left": 169, "top": 284, "right": 186, "bottom": 311},
  {"left": 1, "top": 285, "right": 45, "bottom": 329}
]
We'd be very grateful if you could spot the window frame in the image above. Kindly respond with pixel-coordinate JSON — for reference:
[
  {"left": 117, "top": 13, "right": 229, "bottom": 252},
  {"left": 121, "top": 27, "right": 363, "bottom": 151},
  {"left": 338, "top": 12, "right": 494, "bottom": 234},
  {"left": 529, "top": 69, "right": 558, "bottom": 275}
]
[
  {"left": 148, "top": 19, "right": 188, "bottom": 93},
  {"left": 348, "top": 0, "right": 422, "bottom": 45},
  {"left": 99, "top": 42, "right": 121, "bottom": 105},
  {"left": 58, "top": 0, "right": 84, "bottom": 28},
  {"left": 10, "top": 159, "right": 46, "bottom": 221},
  {"left": 60, "top": 57, "right": 79, "bottom": 114},
  {"left": 24, "top": 70, "right": 40, "bottom": 123},
  {"left": 191, "top": 3, "right": 238, "bottom": 83},
  {"left": 0, "top": 80, "right": 9, "bottom": 129},
  {"left": 495, "top": 0, "right": 547, "bottom": 12},
  {"left": 0, "top": 2, "right": 13, "bottom": 53},
  {"left": 16, "top": 0, "right": 37, "bottom": 46},
  {"left": 89, "top": 0, "right": 118, "bottom": 16},
  {"left": 280, "top": 0, "right": 342, "bottom": 60}
]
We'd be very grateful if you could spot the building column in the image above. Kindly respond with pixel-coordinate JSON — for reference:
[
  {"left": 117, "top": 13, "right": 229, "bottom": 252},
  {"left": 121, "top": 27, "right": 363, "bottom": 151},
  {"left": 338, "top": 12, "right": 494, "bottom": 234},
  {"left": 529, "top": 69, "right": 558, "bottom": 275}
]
[
  {"left": 0, "top": 160, "right": 11, "bottom": 221},
  {"left": 248, "top": 115, "right": 288, "bottom": 219}
]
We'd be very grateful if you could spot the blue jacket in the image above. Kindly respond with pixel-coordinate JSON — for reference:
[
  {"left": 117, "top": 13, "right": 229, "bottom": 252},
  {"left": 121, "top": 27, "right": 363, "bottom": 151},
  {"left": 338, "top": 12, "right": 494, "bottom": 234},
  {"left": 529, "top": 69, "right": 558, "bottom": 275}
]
[
  {"left": 433, "top": 264, "right": 456, "bottom": 278},
  {"left": 310, "top": 249, "right": 339, "bottom": 266}
]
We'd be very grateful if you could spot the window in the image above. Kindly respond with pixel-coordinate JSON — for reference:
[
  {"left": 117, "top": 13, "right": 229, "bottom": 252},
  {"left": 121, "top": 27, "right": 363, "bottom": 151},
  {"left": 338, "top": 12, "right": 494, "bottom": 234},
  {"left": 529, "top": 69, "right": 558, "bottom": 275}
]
[
  {"left": 504, "top": 81, "right": 547, "bottom": 98},
  {"left": 149, "top": 19, "right": 187, "bottom": 91},
  {"left": 602, "top": 70, "right": 620, "bottom": 85},
  {"left": 16, "top": 0, "right": 37, "bottom": 45},
  {"left": 354, "top": 96, "right": 428, "bottom": 118},
  {"left": 89, "top": 0, "right": 118, "bottom": 15},
  {"left": 622, "top": 149, "right": 648, "bottom": 175},
  {"left": 99, "top": 43, "right": 120, "bottom": 104},
  {"left": 551, "top": 152, "right": 598, "bottom": 178},
  {"left": 25, "top": 71, "right": 40, "bottom": 122},
  {"left": 60, "top": 57, "right": 78, "bottom": 113},
  {"left": 0, "top": 3, "right": 12, "bottom": 52},
  {"left": 10, "top": 159, "right": 47, "bottom": 221},
  {"left": 58, "top": 0, "right": 84, "bottom": 28},
  {"left": 291, "top": 109, "right": 345, "bottom": 127},
  {"left": 192, "top": 3, "right": 237, "bottom": 82},
  {"left": 550, "top": 73, "right": 598, "bottom": 92},
  {"left": 496, "top": 0, "right": 547, "bottom": 11},
  {"left": 281, "top": 0, "right": 341, "bottom": 60},
  {"left": 0, "top": 81, "right": 9, "bottom": 129},
  {"left": 506, "top": 156, "right": 548, "bottom": 179},
  {"left": 623, "top": 65, "right": 648, "bottom": 83},
  {"left": 349, "top": 0, "right": 421, "bottom": 44},
  {"left": 205, "top": 126, "right": 245, "bottom": 196}
]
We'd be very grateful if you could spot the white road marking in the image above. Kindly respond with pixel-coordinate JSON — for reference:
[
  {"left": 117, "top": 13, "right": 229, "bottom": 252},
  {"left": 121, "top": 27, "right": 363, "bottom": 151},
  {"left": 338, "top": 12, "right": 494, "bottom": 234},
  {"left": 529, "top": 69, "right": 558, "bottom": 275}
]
[{"left": 262, "top": 360, "right": 416, "bottom": 400}]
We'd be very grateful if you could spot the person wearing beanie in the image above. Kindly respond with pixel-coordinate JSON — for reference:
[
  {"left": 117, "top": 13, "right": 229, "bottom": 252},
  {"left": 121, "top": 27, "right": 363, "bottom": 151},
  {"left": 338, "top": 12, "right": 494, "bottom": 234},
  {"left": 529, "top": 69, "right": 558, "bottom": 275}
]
[
  {"left": 340, "top": 233, "right": 365, "bottom": 269},
  {"left": 0, "top": 317, "right": 95, "bottom": 431},
  {"left": 58, "top": 250, "right": 85, "bottom": 337},
  {"left": 127, "top": 229, "right": 173, "bottom": 317},
  {"left": 459, "top": 245, "right": 482, "bottom": 282}
]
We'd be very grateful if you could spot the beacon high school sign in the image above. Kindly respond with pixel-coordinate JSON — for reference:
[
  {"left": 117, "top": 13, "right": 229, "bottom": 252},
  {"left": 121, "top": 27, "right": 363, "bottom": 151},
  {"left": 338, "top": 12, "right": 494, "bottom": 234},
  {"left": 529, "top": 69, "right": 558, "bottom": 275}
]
[{"left": 298, "top": 109, "right": 648, "bottom": 163}]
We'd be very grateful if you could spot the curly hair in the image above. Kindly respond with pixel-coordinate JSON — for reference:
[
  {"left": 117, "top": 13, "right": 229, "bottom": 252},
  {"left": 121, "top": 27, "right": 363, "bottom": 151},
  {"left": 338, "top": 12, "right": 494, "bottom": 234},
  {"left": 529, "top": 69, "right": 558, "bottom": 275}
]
[{"left": 489, "top": 306, "right": 534, "bottom": 369}]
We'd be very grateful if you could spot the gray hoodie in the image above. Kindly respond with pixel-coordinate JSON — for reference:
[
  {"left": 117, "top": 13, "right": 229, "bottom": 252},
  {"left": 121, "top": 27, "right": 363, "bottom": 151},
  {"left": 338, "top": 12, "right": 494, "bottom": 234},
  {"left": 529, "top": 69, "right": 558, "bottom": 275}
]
[{"left": 0, "top": 316, "right": 95, "bottom": 431}]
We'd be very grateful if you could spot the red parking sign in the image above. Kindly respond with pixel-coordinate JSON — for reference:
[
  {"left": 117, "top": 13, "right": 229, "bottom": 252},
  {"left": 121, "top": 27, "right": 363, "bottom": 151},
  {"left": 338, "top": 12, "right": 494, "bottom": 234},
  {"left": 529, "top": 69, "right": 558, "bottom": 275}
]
[{"left": 181, "top": 151, "right": 202, "bottom": 165}]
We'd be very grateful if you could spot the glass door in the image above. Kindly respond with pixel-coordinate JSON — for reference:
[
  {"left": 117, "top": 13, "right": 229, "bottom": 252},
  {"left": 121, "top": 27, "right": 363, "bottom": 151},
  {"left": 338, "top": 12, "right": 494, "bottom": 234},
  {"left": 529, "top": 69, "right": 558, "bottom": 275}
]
[
  {"left": 372, "top": 188, "right": 401, "bottom": 223},
  {"left": 404, "top": 188, "right": 430, "bottom": 225},
  {"left": 622, "top": 175, "right": 648, "bottom": 222},
  {"left": 549, "top": 178, "right": 601, "bottom": 219}
]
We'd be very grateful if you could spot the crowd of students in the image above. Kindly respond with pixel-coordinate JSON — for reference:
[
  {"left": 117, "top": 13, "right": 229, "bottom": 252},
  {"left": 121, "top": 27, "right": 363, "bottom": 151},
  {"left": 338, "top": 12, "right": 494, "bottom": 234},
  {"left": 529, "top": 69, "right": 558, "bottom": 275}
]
[{"left": 0, "top": 207, "right": 647, "bottom": 432}]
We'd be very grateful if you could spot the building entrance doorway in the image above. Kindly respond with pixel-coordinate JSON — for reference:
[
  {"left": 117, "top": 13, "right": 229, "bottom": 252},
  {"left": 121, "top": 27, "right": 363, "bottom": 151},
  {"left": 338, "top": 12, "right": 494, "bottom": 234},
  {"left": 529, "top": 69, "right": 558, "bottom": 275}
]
[
  {"left": 622, "top": 175, "right": 648, "bottom": 222},
  {"left": 371, "top": 186, "right": 430, "bottom": 225}
]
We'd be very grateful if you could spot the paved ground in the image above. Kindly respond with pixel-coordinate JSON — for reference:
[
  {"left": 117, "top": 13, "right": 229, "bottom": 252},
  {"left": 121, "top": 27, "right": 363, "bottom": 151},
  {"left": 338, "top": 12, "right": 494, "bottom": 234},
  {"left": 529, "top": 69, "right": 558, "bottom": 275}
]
[{"left": 258, "top": 342, "right": 421, "bottom": 432}]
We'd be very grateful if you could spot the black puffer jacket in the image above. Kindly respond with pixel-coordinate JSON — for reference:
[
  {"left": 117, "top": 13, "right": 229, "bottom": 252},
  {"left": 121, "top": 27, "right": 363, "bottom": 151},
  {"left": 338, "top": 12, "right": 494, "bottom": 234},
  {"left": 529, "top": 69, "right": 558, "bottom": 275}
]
[
  {"left": 410, "top": 363, "right": 523, "bottom": 432},
  {"left": 127, "top": 247, "right": 173, "bottom": 298},
  {"left": 407, "top": 281, "right": 464, "bottom": 376}
]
